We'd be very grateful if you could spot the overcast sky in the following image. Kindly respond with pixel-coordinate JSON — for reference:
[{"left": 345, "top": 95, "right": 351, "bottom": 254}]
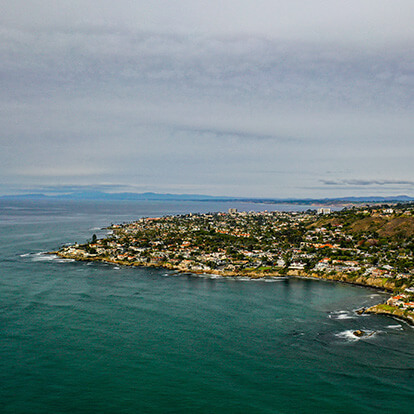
[{"left": 1, "top": 0, "right": 413, "bottom": 197}]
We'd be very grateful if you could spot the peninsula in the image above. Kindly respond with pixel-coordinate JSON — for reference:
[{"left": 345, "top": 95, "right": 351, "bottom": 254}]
[{"left": 55, "top": 203, "right": 414, "bottom": 324}]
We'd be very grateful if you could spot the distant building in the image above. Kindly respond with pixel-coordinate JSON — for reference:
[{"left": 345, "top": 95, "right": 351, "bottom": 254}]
[
  {"left": 277, "top": 258, "right": 286, "bottom": 267},
  {"left": 228, "top": 208, "right": 238, "bottom": 214},
  {"left": 317, "top": 208, "right": 331, "bottom": 215},
  {"left": 289, "top": 262, "right": 306, "bottom": 270}
]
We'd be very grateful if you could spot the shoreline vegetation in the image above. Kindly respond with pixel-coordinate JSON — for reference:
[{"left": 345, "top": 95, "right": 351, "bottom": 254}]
[{"left": 54, "top": 203, "right": 414, "bottom": 326}]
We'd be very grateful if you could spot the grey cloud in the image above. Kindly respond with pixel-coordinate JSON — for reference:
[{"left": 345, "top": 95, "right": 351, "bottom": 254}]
[
  {"left": 321, "top": 179, "right": 414, "bottom": 186},
  {"left": 170, "top": 125, "right": 300, "bottom": 143},
  {"left": 1, "top": 2, "right": 413, "bottom": 198},
  {"left": 15, "top": 184, "right": 132, "bottom": 194},
  {"left": 1, "top": 27, "right": 412, "bottom": 113},
  {"left": 2, "top": 1, "right": 414, "bottom": 46}
]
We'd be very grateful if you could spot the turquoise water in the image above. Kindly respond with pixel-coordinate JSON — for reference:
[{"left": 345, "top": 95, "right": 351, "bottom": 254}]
[{"left": 1, "top": 200, "right": 413, "bottom": 413}]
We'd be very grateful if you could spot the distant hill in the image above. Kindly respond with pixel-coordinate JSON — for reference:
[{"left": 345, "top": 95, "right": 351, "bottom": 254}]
[
  {"left": 1, "top": 191, "right": 413, "bottom": 204},
  {"left": 55, "top": 191, "right": 235, "bottom": 201},
  {"left": 0, "top": 193, "right": 48, "bottom": 199},
  {"left": 0, "top": 191, "right": 233, "bottom": 201},
  {"left": 349, "top": 216, "right": 414, "bottom": 238},
  {"left": 313, "top": 212, "right": 414, "bottom": 240}
]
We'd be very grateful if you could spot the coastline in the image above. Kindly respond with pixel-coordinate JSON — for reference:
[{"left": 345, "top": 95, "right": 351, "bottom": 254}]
[
  {"left": 53, "top": 250, "right": 395, "bottom": 289},
  {"left": 54, "top": 250, "right": 414, "bottom": 325},
  {"left": 365, "top": 304, "right": 414, "bottom": 326}
]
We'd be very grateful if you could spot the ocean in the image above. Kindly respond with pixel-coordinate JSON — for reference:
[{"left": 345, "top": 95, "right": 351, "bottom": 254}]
[{"left": 0, "top": 199, "right": 413, "bottom": 413}]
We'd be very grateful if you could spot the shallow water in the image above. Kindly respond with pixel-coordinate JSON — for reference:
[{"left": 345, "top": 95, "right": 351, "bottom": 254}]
[{"left": 1, "top": 200, "right": 413, "bottom": 413}]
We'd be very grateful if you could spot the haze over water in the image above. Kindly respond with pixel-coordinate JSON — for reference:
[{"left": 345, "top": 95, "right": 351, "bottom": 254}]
[{"left": 1, "top": 200, "right": 413, "bottom": 413}]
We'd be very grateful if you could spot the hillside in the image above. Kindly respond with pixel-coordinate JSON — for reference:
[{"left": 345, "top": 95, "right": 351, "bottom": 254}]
[{"left": 312, "top": 212, "right": 414, "bottom": 240}]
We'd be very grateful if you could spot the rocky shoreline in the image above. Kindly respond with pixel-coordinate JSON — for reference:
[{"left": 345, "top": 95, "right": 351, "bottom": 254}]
[
  {"left": 53, "top": 250, "right": 395, "bottom": 286},
  {"left": 364, "top": 304, "right": 414, "bottom": 326},
  {"left": 55, "top": 250, "right": 414, "bottom": 326}
]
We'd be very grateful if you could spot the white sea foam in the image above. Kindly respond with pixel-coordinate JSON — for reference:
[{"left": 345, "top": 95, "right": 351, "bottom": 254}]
[
  {"left": 387, "top": 324, "right": 402, "bottom": 330},
  {"left": 20, "top": 252, "right": 74, "bottom": 263},
  {"left": 329, "top": 310, "right": 355, "bottom": 320},
  {"left": 336, "top": 314, "right": 354, "bottom": 320},
  {"left": 56, "top": 258, "right": 74, "bottom": 263},
  {"left": 30, "top": 252, "right": 56, "bottom": 262},
  {"left": 186, "top": 273, "right": 286, "bottom": 282},
  {"left": 336, "top": 329, "right": 377, "bottom": 342},
  {"left": 336, "top": 330, "right": 360, "bottom": 342}
]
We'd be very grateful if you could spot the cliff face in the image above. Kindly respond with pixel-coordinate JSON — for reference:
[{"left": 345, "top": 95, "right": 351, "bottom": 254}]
[
  {"left": 288, "top": 270, "right": 403, "bottom": 292},
  {"left": 365, "top": 304, "right": 414, "bottom": 325}
]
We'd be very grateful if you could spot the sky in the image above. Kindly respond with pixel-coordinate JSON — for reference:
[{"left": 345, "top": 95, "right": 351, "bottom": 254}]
[{"left": 1, "top": 0, "right": 413, "bottom": 198}]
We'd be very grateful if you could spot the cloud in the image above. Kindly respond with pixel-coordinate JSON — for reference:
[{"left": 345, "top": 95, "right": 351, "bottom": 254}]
[
  {"left": 321, "top": 179, "right": 414, "bottom": 186},
  {"left": 2, "top": 1, "right": 414, "bottom": 46},
  {"left": 13, "top": 166, "right": 105, "bottom": 178},
  {"left": 17, "top": 184, "right": 135, "bottom": 194},
  {"left": 1, "top": 26, "right": 412, "bottom": 113},
  {"left": 170, "top": 125, "right": 300, "bottom": 143},
  {"left": 0, "top": 2, "right": 413, "bottom": 198}
]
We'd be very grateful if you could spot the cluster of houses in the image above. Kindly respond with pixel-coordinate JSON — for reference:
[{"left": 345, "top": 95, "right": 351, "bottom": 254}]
[
  {"left": 387, "top": 288, "right": 414, "bottom": 310},
  {"left": 58, "top": 206, "right": 414, "bottom": 294}
]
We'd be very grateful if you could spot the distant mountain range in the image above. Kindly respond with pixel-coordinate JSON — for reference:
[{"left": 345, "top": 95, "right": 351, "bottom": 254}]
[
  {"left": 0, "top": 191, "right": 231, "bottom": 201},
  {"left": 1, "top": 191, "right": 413, "bottom": 204}
]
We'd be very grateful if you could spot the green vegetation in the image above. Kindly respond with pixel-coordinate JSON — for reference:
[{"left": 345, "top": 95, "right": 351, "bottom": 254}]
[
  {"left": 376, "top": 304, "right": 398, "bottom": 312},
  {"left": 56, "top": 203, "right": 414, "bottom": 300}
]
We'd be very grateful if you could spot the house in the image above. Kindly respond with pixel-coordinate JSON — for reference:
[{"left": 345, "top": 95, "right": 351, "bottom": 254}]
[{"left": 289, "top": 262, "right": 306, "bottom": 270}]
